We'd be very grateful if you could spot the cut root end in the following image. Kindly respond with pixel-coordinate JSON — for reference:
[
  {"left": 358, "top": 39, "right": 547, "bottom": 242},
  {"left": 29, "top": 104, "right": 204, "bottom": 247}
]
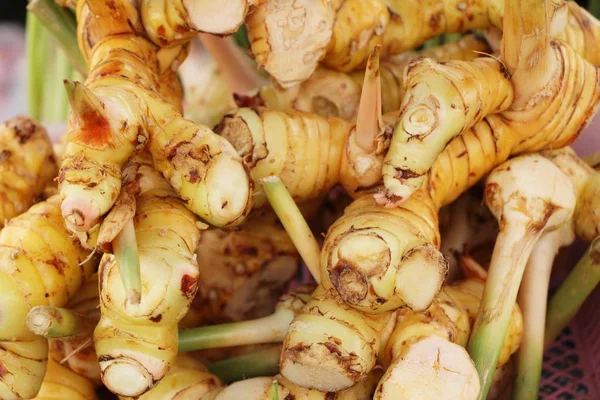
[
  {"left": 183, "top": 0, "right": 248, "bottom": 35},
  {"left": 396, "top": 243, "right": 448, "bottom": 311},
  {"left": 375, "top": 337, "right": 481, "bottom": 400},
  {"left": 280, "top": 354, "right": 357, "bottom": 393},
  {"left": 101, "top": 358, "right": 154, "bottom": 397},
  {"left": 61, "top": 195, "right": 100, "bottom": 233}
]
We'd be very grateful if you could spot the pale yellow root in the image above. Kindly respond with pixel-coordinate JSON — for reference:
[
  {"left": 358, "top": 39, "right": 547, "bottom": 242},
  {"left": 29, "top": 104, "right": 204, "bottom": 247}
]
[
  {"left": 375, "top": 337, "right": 480, "bottom": 400},
  {"left": 321, "top": 190, "right": 447, "bottom": 313},
  {"left": 280, "top": 286, "right": 396, "bottom": 392},
  {"left": 0, "top": 195, "right": 93, "bottom": 400},
  {"left": 120, "top": 355, "right": 221, "bottom": 400},
  {"left": 0, "top": 116, "right": 57, "bottom": 228},
  {"left": 247, "top": 0, "right": 600, "bottom": 86},
  {"left": 141, "top": 0, "right": 252, "bottom": 45},
  {"left": 33, "top": 358, "right": 97, "bottom": 400},
  {"left": 95, "top": 156, "right": 202, "bottom": 397},
  {"left": 202, "top": 369, "right": 382, "bottom": 399}
]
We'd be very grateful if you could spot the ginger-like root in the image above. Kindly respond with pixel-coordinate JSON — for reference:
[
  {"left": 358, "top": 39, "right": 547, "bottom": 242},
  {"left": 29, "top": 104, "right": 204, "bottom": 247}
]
[
  {"left": 49, "top": 274, "right": 101, "bottom": 385},
  {"left": 216, "top": 106, "right": 390, "bottom": 202},
  {"left": 60, "top": 1, "right": 252, "bottom": 233},
  {"left": 279, "top": 285, "right": 397, "bottom": 392},
  {"left": 180, "top": 209, "right": 300, "bottom": 327},
  {"left": 202, "top": 370, "right": 382, "bottom": 400},
  {"left": 120, "top": 355, "right": 221, "bottom": 400},
  {"left": 467, "top": 154, "right": 576, "bottom": 399},
  {"left": 541, "top": 147, "right": 600, "bottom": 242},
  {"left": 375, "top": 277, "right": 522, "bottom": 400},
  {"left": 442, "top": 279, "right": 523, "bottom": 367},
  {"left": 0, "top": 116, "right": 57, "bottom": 228},
  {"left": 246, "top": 0, "right": 600, "bottom": 86},
  {"left": 254, "top": 34, "right": 490, "bottom": 120},
  {"left": 142, "top": 0, "right": 254, "bottom": 42},
  {"left": 33, "top": 358, "right": 97, "bottom": 400},
  {"left": 381, "top": 56, "right": 514, "bottom": 202},
  {"left": 321, "top": 190, "right": 447, "bottom": 313},
  {"left": 513, "top": 224, "right": 575, "bottom": 400},
  {"left": 179, "top": 39, "right": 238, "bottom": 129},
  {"left": 95, "top": 156, "right": 202, "bottom": 397},
  {"left": 217, "top": 48, "right": 392, "bottom": 205},
  {"left": 0, "top": 195, "right": 93, "bottom": 400}
]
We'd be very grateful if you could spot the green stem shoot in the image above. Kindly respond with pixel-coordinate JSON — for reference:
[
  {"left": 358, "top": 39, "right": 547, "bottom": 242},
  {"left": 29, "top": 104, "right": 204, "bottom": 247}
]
[
  {"left": 113, "top": 219, "right": 142, "bottom": 305},
  {"left": 513, "top": 229, "right": 570, "bottom": 400},
  {"left": 178, "top": 308, "right": 294, "bottom": 352},
  {"left": 260, "top": 176, "right": 321, "bottom": 283},
  {"left": 27, "top": 0, "right": 87, "bottom": 75},
  {"left": 26, "top": 11, "right": 48, "bottom": 121},
  {"left": 467, "top": 226, "right": 541, "bottom": 400},
  {"left": 207, "top": 346, "right": 281, "bottom": 384},
  {"left": 545, "top": 237, "right": 600, "bottom": 346},
  {"left": 27, "top": 306, "right": 81, "bottom": 338}
]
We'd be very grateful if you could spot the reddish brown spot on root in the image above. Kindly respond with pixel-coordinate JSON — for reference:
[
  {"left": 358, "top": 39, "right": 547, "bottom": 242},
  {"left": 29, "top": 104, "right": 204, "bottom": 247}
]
[
  {"left": 393, "top": 167, "right": 422, "bottom": 180},
  {"left": 8, "top": 117, "right": 37, "bottom": 144},
  {"left": 0, "top": 362, "right": 7, "bottom": 378},
  {"left": 323, "top": 342, "right": 343, "bottom": 357},
  {"left": 233, "top": 92, "right": 265, "bottom": 108},
  {"left": 429, "top": 12, "right": 443, "bottom": 30},
  {"left": 149, "top": 314, "right": 162, "bottom": 323},
  {"left": 329, "top": 263, "right": 368, "bottom": 304},
  {"left": 181, "top": 274, "right": 198, "bottom": 299},
  {"left": 71, "top": 107, "right": 113, "bottom": 149},
  {"left": 0, "top": 150, "right": 11, "bottom": 163}
]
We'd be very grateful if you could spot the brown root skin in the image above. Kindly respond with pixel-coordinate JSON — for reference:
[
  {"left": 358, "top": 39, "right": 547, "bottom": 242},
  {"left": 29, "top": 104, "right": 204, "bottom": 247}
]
[
  {"left": 0, "top": 116, "right": 57, "bottom": 229},
  {"left": 280, "top": 286, "right": 395, "bottom": 392},
  {"left": 0, "top": 195, "right": 93, "bottom": 400},
  {"left": 247, "top": 0, "right": 600, "bottom": 86},
  {"left": 181, "top": 210, "right": 300, "bottom": 327}
]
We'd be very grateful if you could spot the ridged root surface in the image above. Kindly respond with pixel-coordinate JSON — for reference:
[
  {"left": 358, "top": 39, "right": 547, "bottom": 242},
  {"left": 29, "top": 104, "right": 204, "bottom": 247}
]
[
  {"left": 279, "top": 286, "right": 396, "bottom": 392},
  {"left": 382, "top": 56, "right": 514, "bottom": 201},
  {"left": 216, "top": 107, "right": 387, "bottom": 203},
  {"left": 127, "top": 355, "right": 221, "bottom": 400},
  {"left": 321, "top": 190, "right": 446, "bottom": 313},
  {"left": 60, "top": 1, "right": 252, "bottom": 233},
  {"left": 246, "top": 0, "right": 600, "bottom": 86},
  {"left": 0, "top": 116, "right": 57, "bottom": 228},
  {"left": 95, "top": 166, "right": 201, "bottom": 397},
  {"left": 0, "top": 196, "right": 93, "bottom": 400}
]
